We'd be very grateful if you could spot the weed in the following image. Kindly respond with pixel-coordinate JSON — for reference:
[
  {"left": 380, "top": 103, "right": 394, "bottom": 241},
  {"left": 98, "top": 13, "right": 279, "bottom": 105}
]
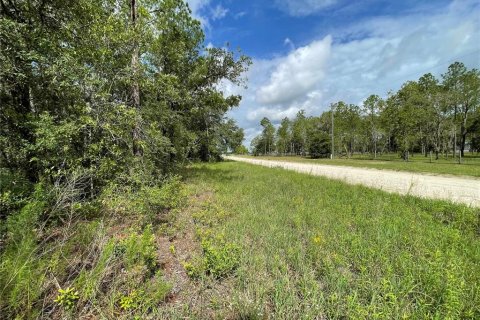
[
  {"left": 54, "top": 287, "right": 79, "bottom": 310},
  {"left": 121, "top": 225, "right": 157, "bottom": 272},
  {"left": 119, "top": 289, "right": 139, "bottom": 311},
  {"left": 201, "top": 238, "right": 241, "bottom": 278}
]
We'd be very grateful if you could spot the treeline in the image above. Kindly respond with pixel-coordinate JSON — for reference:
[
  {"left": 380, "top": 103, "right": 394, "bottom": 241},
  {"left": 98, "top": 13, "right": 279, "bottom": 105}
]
[
  {"left": 1, "top": 0, "right": 248, "bottom": 217},
  {"left": 251, "top": 62, "right": 480, "bottom": 160}
]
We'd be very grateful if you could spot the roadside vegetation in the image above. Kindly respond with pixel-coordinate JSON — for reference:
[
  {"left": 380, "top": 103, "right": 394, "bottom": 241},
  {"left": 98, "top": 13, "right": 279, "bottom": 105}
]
[
  {"left": 0, "top": 0, "right": 248, "bottom": 318},
  {"left": 182, "top": 161, "right": 480, "bottom": 319},
  {"left": 239, "top": 153, "right": 480, "bottom": 177},
  {"left": 1, "top": 0, "right": 479, "bottom": 319}
]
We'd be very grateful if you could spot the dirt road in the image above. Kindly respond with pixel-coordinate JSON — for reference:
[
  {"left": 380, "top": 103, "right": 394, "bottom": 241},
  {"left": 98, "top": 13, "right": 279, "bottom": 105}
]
[{"left": 224, "top": 156, "right": 480, "bottom": 207}]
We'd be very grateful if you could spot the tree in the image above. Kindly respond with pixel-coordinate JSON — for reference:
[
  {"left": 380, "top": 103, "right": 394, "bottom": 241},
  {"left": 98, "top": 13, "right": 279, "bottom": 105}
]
[
  {"left": 292, "top": 110, "right": 307, "bottom": 155},
  {"left": 308, "top": 131, "right": 331, "bottom": 158},
  {"left": 333, "top": 102, "right": 361, "bottom": 158},
  {"left": 385, "top": 81, "right": 424, "bottom": 160},
  {"left": 418, "top": 73, "right": 449, "bottom": 159},
  {"left": 362, "top": 94, "right": 383, "bottom": 158},
  {"left": 442, "top": 62, "right": 480, "bottom": 157},
  {"left": 218, "top": 118, "right": 244, "bottom": 154},
  {"left": 0, "top": 0, "right": 251, "bottom": 213},
  {"left": 276, "top": 117, "right": 291, "bottom": 155},
  {"left": 260, "top": 117, "right": 275, "bottom": 155}
]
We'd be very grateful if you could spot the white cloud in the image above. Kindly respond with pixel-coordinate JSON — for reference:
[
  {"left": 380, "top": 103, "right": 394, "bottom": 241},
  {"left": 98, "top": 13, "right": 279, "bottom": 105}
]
[
  {"left": 284, "top": 37, "right": 295, "bottom": 50},
  {"left": 229, "top": 0, "right": 480, "bottom": 145},
  {"left": 186, "top": 0, "right": 211, "bottom": 27},
  {"left": 187, "top": 0, "right": 210, "bottom": 13},
  {"left": 275, "top": 0, "right": 337, "bottom": 16},
  {"left": 234, "top": 11, "right": 247, "bottom": 19},
  {"left": 211, "top": 4, "right": 229, "bottom": 20},
  {"left": 256, "top": 35, "right": 332, "bottom": 105}
]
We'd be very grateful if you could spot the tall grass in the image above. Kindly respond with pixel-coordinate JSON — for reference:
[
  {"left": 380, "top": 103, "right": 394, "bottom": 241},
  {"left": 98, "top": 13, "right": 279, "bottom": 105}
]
[{"left": 186, "top": 161, "right": 480, "bottom": 319}]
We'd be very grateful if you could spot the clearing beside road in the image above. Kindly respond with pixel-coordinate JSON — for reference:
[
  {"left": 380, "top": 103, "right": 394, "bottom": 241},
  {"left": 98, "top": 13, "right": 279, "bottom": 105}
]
[
  {"left": 224, "top": 155, "right": 480, "bottom": 207},
  {"left": 180, "top": 161, "right": 480, "bottom": 318}
]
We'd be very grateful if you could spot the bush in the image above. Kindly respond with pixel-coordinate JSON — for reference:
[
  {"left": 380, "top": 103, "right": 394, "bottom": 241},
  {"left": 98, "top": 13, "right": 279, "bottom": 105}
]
[
  {"left": 121, "top": 225, "right": 157, "bottom": 272},
  {"left": 100, "top": 176, "right": 185, "bottom": 218},
  {"left": 201, "top": 237, "right": 241, "bottom": 278},
  {"left": 308, "top": 131, "right": 331, "bottom": 158},
  {"left": 234, "top": 145, "right": 248, "bottom": 155}
]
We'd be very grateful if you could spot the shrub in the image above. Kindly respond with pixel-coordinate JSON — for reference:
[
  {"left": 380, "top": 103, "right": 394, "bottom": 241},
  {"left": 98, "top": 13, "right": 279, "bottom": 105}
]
[
  {"left": 183, "top": 234, "right": 241, "bottom": 279},
  {"left": 121, "top": 225, "right": 157, "bottom": 272},
  {"left": 201, "top": 238, "right": 241, "bottom": 278},
  {"left": 54, "top": 287, "right": 80, "bottom": 310},
  {"left": 100, "top": 176, "right": 185, "bottom": 218}
]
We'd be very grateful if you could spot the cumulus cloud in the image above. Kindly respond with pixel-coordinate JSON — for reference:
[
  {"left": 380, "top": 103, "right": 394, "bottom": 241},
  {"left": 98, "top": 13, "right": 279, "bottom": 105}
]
[
  {"left": 229, "top": 0, "right": 480, "bottom": 145},
  {"left": 275, "top": 0, "right": 337, "bottom": 16},
  {"left": 256, "top": 35, "right": 332, "bottom": 105},
  {"left": 186, "top": 0, "right": 211, "bottom": 27},
  {"left": 211, "top": 4, "right": 229, "bottom": 20}
]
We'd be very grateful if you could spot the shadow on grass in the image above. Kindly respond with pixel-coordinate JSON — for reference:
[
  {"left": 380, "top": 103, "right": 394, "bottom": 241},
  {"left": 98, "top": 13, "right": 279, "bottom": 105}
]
[{"left": 180, "top": 162, "right": 241, "bottom": 184}]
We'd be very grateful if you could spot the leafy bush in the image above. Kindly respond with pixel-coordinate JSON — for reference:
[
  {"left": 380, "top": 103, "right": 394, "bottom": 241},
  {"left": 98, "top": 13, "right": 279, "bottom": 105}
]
[
  {"left": 121, "top": 225, "right": 157, "bottom": 272},
  {"left": 100, "top": 176, "right": 185, "bottom": 219},
  {"left": 308, "top": 131, "right": 331, "bottom": 158},
  {"left": 183, "top": 232, "right": 241, "bottom": 279},
  {"left": 0, "top": 169, "right": 32, "bottom": 221},
  {"left": 201, "top": 237, "right": 241, "bottom": 278},
  {"left": 54, "top": 287, "right": 80, "bottom": 310}
]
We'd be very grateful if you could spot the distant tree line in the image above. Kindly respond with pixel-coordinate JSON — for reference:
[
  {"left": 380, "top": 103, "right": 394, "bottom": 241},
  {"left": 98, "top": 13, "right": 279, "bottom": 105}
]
[{"left": 251, "top": 62, "right": 480, "bottom": 160}]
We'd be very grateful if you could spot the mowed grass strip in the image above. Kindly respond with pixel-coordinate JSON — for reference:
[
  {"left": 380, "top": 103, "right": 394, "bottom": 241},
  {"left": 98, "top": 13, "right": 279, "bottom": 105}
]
[
  {"left": 238, "top": 154, "right": 480, "bottom": 178},
  {"left": 187, "top": 161, "right": 480, "bottom": 319}
]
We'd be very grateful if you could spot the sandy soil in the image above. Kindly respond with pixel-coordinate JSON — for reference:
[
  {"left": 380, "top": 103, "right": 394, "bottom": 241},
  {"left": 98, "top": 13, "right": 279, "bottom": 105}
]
[{"left": 224, "top": 156, "right": 480, "bottom": 207}]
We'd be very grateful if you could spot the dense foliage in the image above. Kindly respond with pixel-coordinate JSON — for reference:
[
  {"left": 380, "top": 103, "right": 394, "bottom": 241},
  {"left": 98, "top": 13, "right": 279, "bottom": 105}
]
[
  {"left": 251, "top": 62, "right": 480, "bottom": 160},
  {"left": 1, "top": 0, "right": 249, "bottom": 214},
  {"left": 0, "top": 0, "right": 249, "bottom": 318}
]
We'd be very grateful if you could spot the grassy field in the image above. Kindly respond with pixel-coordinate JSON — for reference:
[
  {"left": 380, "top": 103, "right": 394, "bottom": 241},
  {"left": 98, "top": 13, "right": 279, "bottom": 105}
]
[
  {"left": 236, "top": 153, "right": 480, "bottom": 177},
  {"left": 176, "top": 161, "right": 480, "bottom": 319}
]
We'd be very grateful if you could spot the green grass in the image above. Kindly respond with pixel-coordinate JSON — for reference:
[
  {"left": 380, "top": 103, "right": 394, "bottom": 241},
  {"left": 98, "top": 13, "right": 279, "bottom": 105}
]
[
  {"left": 236, "top": 153, "right": 480, "bottom": 177},
  {"left": 184, "top": 161, "right": 480, "bottom": 319}
]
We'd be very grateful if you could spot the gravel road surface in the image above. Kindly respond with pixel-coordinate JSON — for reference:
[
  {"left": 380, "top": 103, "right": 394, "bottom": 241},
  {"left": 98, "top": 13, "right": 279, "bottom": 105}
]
[{"left": 224, "top": 156, "right": 480, "bottom": 207}]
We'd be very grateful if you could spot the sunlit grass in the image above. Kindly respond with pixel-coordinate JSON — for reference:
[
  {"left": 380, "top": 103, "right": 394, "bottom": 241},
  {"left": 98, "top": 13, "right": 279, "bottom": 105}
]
[{"left": 185, "top": 161, "right": 480, "bottom": 319}]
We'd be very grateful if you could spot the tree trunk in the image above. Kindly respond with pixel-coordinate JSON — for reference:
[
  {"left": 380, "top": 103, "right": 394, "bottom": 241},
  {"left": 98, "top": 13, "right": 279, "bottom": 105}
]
[
  {"left": 130, "top": 0, "right": 142, "bottom": 156},
  {"left": 460, "top": 128, "right": 467, "bottom": 157},
  {"left": 460, "top": 106, "right": 469, "bottom": 157}
]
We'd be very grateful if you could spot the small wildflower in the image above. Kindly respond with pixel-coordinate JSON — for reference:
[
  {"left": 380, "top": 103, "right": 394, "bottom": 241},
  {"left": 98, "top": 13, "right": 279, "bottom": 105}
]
[
  {"left": 169, "top": 244, "right": 176, "bottom": 255},
  {"left": 313, "top": 235, "right": 321, "bottom": 244}
]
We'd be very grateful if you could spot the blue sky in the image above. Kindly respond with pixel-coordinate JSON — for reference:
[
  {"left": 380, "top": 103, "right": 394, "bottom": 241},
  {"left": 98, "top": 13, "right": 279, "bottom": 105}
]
[{"left": 187, "top": 0, "right": 480, "bottom": 144}]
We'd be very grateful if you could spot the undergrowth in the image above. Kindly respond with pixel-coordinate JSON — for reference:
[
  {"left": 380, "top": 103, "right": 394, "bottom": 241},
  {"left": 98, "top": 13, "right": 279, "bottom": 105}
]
[{"left": 0, "top": 175, "right": 184, "bottom": 319}]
